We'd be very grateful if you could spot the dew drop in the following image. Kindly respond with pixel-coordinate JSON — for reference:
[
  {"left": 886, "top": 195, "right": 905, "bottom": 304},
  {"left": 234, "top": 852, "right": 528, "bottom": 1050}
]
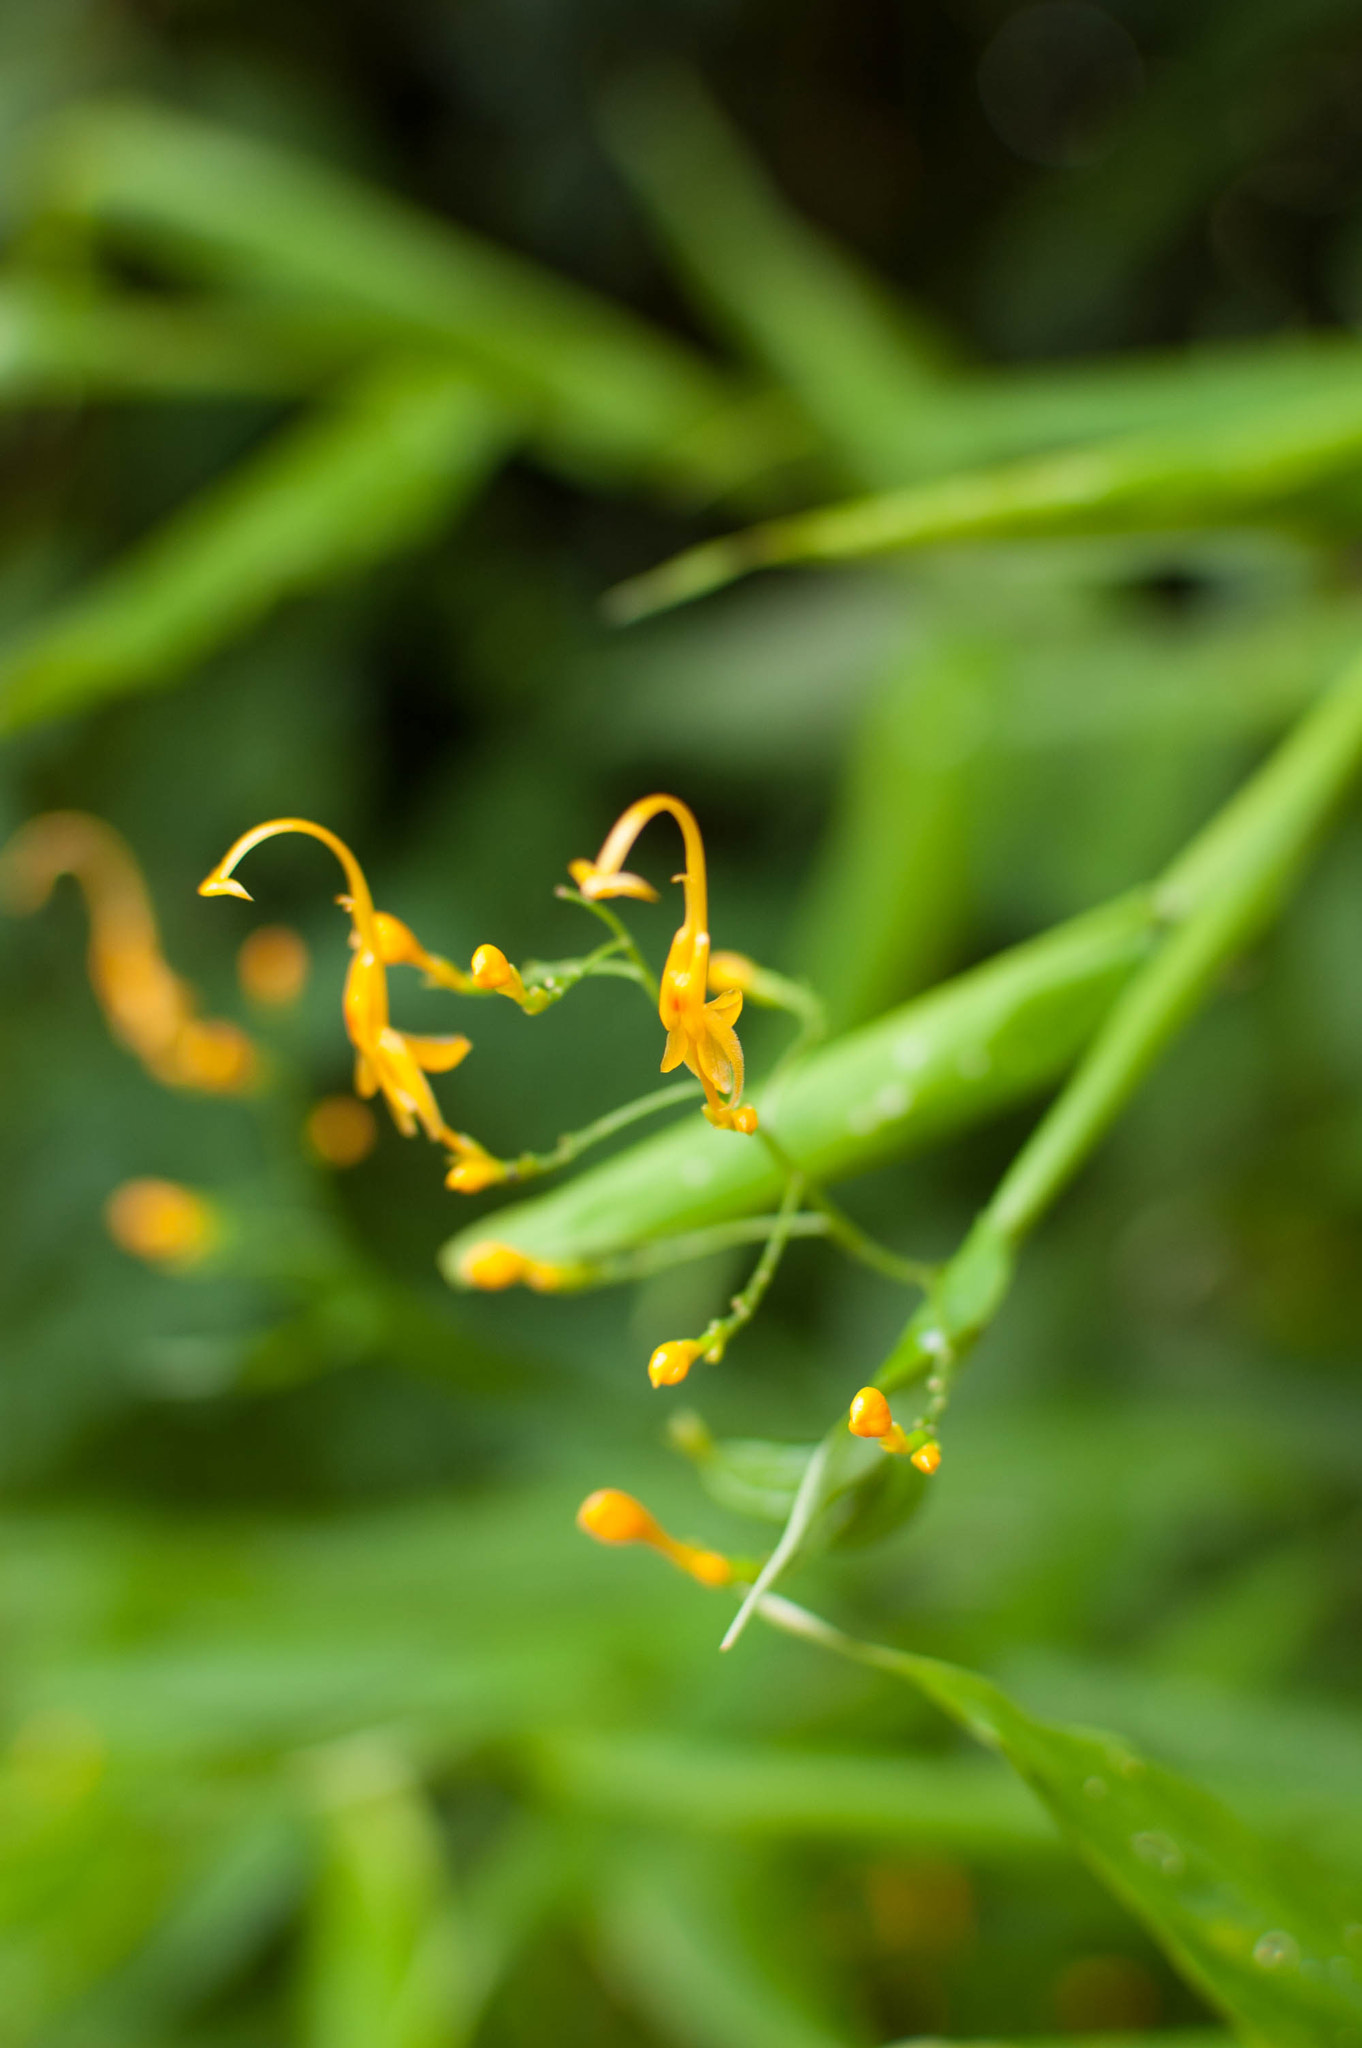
[
  {"left": 1082, "top": 1775, "right": 1107, "bottom": 1800},
  {"left": 1131, "top": 1830, "right": 1184, "bottom": 1876},
  {"left": 1253, "top": 1930, "right": 1301, "bottom": 1971}
]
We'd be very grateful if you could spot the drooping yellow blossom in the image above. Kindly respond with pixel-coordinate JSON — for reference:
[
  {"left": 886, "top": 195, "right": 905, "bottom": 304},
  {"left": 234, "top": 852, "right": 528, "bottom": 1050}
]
[
  {"left": 199, "top": 819, "right": 483, "bottom": 1167},
  {"left": 454, "top": 1238, "right": 579, "bottom": 1292},
  {"left": 568, "top": 795, "right": 757, "bottom": 1134},
  {"left": 648, "top": 1338, "right": 702, "bottom": 1388},
  {"left": 306, "top": 1094, "right": 379, "bottom": 1168},
  {"left": 576, "top": 1488, "right": 733, "bottom": 1587},
  {"left": 105, "top": 1178, "right": 217, "bottom": 1266},
  {"left": 0, "top": 812, "right": 257, "bottom": 1093},
  {"left": 237, "top": 924, "right": 310, "bottom": 1006},
  {"left": 848, "top": 1387, "right": 941, "bottom": 1473}
]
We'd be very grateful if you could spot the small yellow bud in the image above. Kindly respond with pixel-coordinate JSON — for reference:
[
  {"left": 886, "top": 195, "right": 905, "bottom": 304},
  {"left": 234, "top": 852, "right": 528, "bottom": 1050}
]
[
  {"left": 306, "top": 1095, "right": 378, "bottom": 1168},
  {"left": 911, "top": 1439, "right": 942, "bottom": 1477},
  {"left": 444, "top": 1152, "right": 506, "bottom": 1195},
  {"left": 576, "top": 1489, "right": 733, "bottom": 1588},
  {"left": 849, "top": 1387, "right": 893, "bottom": 1440},
  {"left": 237, "top": 924, "right": 309, "bottom": 1006},
  {"left": 471, "top": 943, "right": 514, "bottom": 990},
  {"left": 105, "top": 1179, "right": 216, "bottom": 1266},
  {"left": 455, "top": 1240, "right": 578, "bottom": 1291},
  {"left": 648, "top": 1339, "right": 701, "bottom": 1388},
  {"left": 577, "top": 1488, "right": 661, "bottom": 1546},
  {"left": 459, "top": 1240, "right": 528, "bottom": 1291}
]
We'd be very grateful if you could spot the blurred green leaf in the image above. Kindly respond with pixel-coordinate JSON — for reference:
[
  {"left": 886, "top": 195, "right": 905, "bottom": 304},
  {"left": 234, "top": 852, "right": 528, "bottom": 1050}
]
[
  {"left": 300, "top": 1737, "right": 465, "bottom": 2048},
  {"left": 26, "top": 100, "right": 804, "bottom": 496},
  {"left": 603, "top": 67, "right": 947, "bottom": 488},
  {"left": 609, "top": 370, "right": 1362, "bottom": 618},
  {"left": 0, "top": 278, "right": 364, "bottom": 401},
  {"left": 795, "top": 627, "right": 991, "bottom": 1024},
  {"left": 533, "top": 1730, "right": 1055, "bottom": 1858},
  {"left": 597, "top": 1841, "right": 858, "bottom": 2048},
  {"left": 0, "top": 362, "right": 510, "bottom": 734}
]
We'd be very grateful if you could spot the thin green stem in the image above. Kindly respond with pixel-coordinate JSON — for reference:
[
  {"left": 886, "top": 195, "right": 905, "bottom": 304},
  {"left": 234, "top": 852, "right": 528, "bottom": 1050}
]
[
  {"left": 589, "top": 1210, "right": 830, "bottom": 1286},
  {"left": 692, "top": 1171, "right": 806, "bottom": 1364},
  {"left": 555, "top": 886, "right": 660, "bottom": 1005},
  {"left": 758, "top": 1126, "right": 935, "bottom": 1289},
  {"left": 500, "top": 1080, "right": 703, "bottom": 1183}
]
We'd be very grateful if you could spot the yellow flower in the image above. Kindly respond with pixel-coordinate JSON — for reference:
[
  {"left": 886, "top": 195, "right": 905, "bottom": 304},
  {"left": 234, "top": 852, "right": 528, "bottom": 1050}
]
[
  {"left": 848, "top": 1387, "right": 941, "bottom": 1473},
  {"left": 199, "top": 819, "right": 481, "bottom": 1163},
  {"left": 576, "top": 1488, "right": 733, "bottom": 1587},
  {"left": 0, "top": 811, "right": 256, "bottom": 1093},
  {"left": 568, "top": 795, "right": 757, "bottom": 1134}
]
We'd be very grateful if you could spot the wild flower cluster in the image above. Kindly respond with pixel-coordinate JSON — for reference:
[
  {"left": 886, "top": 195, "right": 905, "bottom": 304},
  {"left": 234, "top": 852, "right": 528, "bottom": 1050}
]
[{"left": 2, "top": 794, "right": 947, "bottom": 1613}]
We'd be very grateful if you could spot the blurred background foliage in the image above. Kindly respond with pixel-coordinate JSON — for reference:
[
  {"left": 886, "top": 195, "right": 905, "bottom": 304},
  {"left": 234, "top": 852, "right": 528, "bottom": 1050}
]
[{"left": 1, "top": 0, "right": 1362, "bottom": 2042}]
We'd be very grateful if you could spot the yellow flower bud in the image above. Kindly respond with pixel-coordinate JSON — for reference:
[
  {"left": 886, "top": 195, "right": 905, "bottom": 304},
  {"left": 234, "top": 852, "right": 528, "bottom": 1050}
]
[
  {"left": 849, "top": 1387, "right": 893, "bottom": 1439},
  {"left": 444, "top": 1151, "right": 506, "bottom": 1195},
  {"left": 648, "top": 1338, "right": 702, "bottom": 1388},
  {"left": 576, "top": 1489, "right": 732, "bottom": 1588}
]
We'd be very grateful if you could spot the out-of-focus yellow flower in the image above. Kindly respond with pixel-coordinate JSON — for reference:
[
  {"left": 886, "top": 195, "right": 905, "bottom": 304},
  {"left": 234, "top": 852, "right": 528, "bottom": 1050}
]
[
  {"left": 237, "top": 924, "right": 310, "bottom": 1006},
  {"left": 648, "top": 1338, "right": 703, "bottom": 1388},
  {"left": 576, "top": 1488, "right": 733, "bottom": 1587},
  {"left": 0, "top": 812, "right": 257, "bottom": 1093},
  {"left": 569, "top": 795, "right": 757, "bottom": 1134},
  {"left": 105, "top": 1178, "right": 217, "bottom": 1266},
  {"left": 306, "top": 1094, "right": 379, "bottom": 1168},
  {"left": 454, "top": 1238, "right": 578, "bottom": 1292},
  {"left": 848, "top": 1387, "right": 941, "bottom": 1473},
  {"left": 706, "top": 950, "right": 758, "bottom": 994},
  {"left": 199, "top": 819, "right": 486, "bottom": 1171}
]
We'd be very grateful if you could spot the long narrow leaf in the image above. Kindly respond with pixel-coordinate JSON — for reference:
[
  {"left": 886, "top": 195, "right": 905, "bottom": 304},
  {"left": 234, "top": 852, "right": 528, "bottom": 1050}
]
[
  {"left": 26, "top": 100, "right": 801, "bottom": 496},
  {"left": 0, "top": 362, "right": 511, "bottom": 734}
]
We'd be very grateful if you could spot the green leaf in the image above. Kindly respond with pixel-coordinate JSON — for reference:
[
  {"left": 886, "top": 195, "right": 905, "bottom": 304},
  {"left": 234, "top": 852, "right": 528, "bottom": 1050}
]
[
  {"left": 26, "top": 100, "right": 801, "bottom": 496},
  {"left": 608, "top": 367, "right": 1362, "bottom": 618},
  {"left": 300, "top": 1738, "right": 467, "bottom": 2048},
  {"left": 603, "top": 67, "right": 948, "bottom": 487},
  {"left": 0, "top": 278, "right": 361, "bottom": 401},
  {"left": 531, "top": 1729, "right": 1055, "bottom": 1858},
  {"left": 794, "top": 627, "right": 992, "bottom": 1025},
  {"left": 763, "top": 1607, "right": 1362, "bottom": 2048},
  {"left": 0, "top": 361, "right": 510, "bottom": 734},
  {"left": 880, "top": 2035, "right": 1230, "bottom": 2047},
  {"left": 596, "top": 1842, "right": 858, "bottom": 2048}
]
